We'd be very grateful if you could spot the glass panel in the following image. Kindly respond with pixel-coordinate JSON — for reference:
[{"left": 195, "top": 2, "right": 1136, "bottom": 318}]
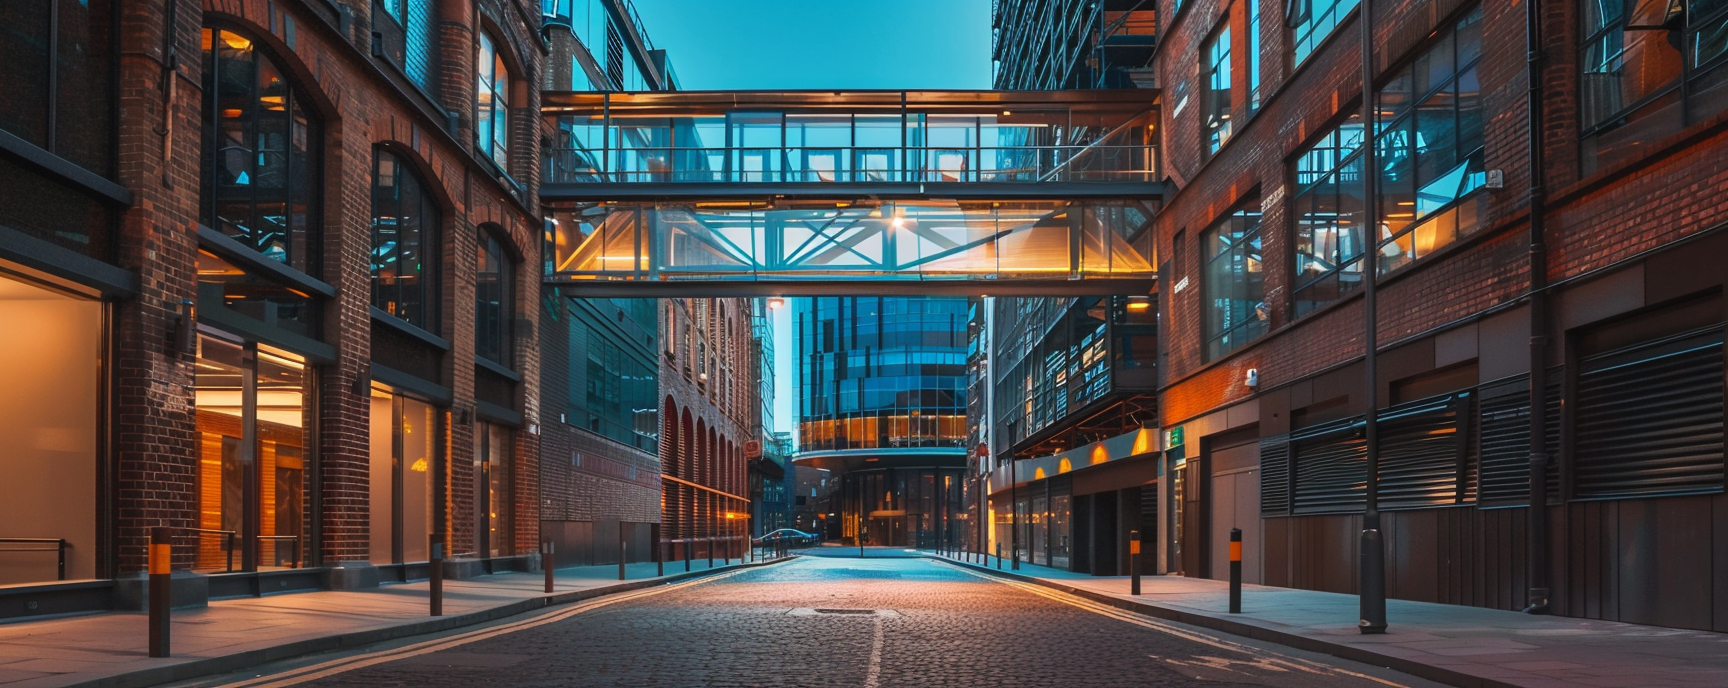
[
  {"left": 54, "top": 0, "right": 115, "bottom": 174},
  {"left": 368, "top": 391, "right": 396, "bottom": 565},
  {"left": 0, "top": 277, "right": 100, "bottom": 584},
  {"left": 194, "top": 336, "right": 247, "bottom": 572},
  {"left": 0, "top": 1, "right": 52, "bottom": 146},
  {"left": 401, "top": 397, "right": 435, "bottom": 562},
  {"left": 372, "top": 150, "right": 439, "bottom": 330},
  {"left": 256, "top": 351, "right": 307, "bottom": 569},
  {"left": 475, "top": 232, "right": 510, "bottom": 365},
  {"left": 1204, "top": 25, "right": 1233, "bottom": 156},
  {"left": 486, "top": 424, "right": 511, "bottom": 557}
]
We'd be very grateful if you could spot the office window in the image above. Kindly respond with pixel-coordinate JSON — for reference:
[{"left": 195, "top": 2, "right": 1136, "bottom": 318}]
[
  {"left": 371, "top": 149, "right": 441, "bottom": 331},
  {"left": 476, "top": 230, "right": 514, "bottom": 367},
  {"left": 1291, "top": 113, "right": 1365, "bottom": 318},
  {"left": 1203, "top": 24, "right": 1234, "bottom": 156},
  {"left": 1376, "top": 6, "right": 1486, "bottom": 274},
  {"left": 1290, "top": 0, "right": 1361, "bottom": 65},
  {"left": 477, "top": 33, "right": 511, "bottom": 169},
  {"left": 1248, "top": 0, "right": 1265, "bottom": 113},
  {"left": 1581, "top": 0, "right": 1728, "bottom": 171},
  {"left": 1202, "top": 203, "right": 1267, "bottom": 361},
  {"left": 200, "top": 27, "right": 321, "bottom": 274},
  {"left": 0, "top": 0, "right": 113, "bottom": 174}
]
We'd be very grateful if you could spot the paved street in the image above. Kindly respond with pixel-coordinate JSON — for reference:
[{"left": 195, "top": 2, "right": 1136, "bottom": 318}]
[{"left": 184, "top": 556, "right": 1435, "bottom": 688}]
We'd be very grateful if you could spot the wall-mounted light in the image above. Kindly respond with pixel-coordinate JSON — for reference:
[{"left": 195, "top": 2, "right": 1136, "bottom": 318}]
[
  {"left": 169, "top": 299, "right": 196, "bottom": 355},
  {"left": 767, "top": 297, "right": 785, "bottom": 310}
]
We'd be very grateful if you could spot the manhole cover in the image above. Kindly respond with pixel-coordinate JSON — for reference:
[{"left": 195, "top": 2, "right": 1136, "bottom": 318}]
[{"left": 787, "top": 607, "right": 902, "bottom": 618}]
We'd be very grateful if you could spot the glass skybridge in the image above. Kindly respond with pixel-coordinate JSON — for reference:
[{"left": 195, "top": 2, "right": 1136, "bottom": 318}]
[
  {"left": 539, "top": 90, "right": 1161, "bottom": 295},
  {"left": 541, "top": 90, "right": 1161, "bottom": 198}
]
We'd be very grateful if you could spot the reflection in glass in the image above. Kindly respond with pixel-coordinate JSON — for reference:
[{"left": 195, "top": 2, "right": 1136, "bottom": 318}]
[{"left": 193, "top": 336, "right": 309, "bottom": 571}]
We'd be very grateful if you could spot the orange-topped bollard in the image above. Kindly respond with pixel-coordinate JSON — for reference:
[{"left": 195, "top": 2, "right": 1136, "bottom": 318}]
[
  {"left": 1129, "top": 529, "right": 1141, "bottom": 596},
  {"left": 149, "top": 526, "right": 172, "bottom": 657},
  {"left": 1229, "top": 528, "right": 1243, "bottom": 613}
]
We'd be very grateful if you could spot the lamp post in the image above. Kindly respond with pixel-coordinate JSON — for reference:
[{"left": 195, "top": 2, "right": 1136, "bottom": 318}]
[{"left": 1358, "top": 0, "right": 1388, "bottom": 635}]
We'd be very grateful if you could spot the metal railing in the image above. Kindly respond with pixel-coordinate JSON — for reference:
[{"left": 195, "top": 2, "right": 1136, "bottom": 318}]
[
  {"left": 184, "top": 528, "right": 237, "bottom": 573},
  {"left": 545, "top": 144, "right": 1158, "bottom": 185},
  {"left": 0, "top": 538, "right": 69, "bottom": 581},
  {"left": 259, "top": 534, "right": 303, "bottom": 569}
]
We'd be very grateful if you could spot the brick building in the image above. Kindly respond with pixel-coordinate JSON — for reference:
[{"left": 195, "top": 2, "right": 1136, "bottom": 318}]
[
  {"left": 0, "top": 0, "right": 545, "bottom": 618},
  {"left": 659, "top": 297, "right": 758, "bottom": 559},
  {"left": 1140, "top": 0, "right": 1728, "bottom": 632}
]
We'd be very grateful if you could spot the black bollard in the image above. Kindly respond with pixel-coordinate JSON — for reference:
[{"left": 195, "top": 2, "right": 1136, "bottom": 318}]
[
  {"left": 1229, "top": 528, "right": 1243, "bottom": 613},
  {"left": 148, "top": 527, "right": 172, "bottom": 658},
  {"left": 1129, "top": 528, "right": 1141, "bottom": 596},
  {"left": 618, "top": 523, "right": 627, "bottom": 581},
  {"left": 429, "top": 533, "right": 445, "bottom": 617},
  {"left": 543, "top": 540, "right": 555, "bottom": 593}
]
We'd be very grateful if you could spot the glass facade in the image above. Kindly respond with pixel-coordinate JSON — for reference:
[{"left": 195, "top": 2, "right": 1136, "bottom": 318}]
[
  {"left": 796, "top": 297, "right": 969, "bottom": 453},
  {"left": 1581, "top": 0, "right": 1728, "bottom": 171},
  {"left": 201, "top": 28, "right": 321, "bottom": 275},
  {"left": 1291, "top": 0, "right": 1361, "bottom": 66},
  {"left": 369, "top": 390, "right": 436, "bottom": 565},
  {"left": 1202, "top": 202, "right": 1266, "bottom": 362},
  {"left": 565, "top": 298, "right": 659, "bottom": 452},
  {"left": 992, "top": 297, "right": 1157, "bottom": 451}
]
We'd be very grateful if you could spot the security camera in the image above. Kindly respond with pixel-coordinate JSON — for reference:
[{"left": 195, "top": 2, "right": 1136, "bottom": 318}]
[{"left": 1245, "top": 368, "right": 1259, "bottom": 389}]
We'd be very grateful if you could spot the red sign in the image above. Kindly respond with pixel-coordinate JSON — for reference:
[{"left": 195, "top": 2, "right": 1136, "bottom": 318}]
[{"left": 745, "top": 439, "right": 762, "bottom": 458}]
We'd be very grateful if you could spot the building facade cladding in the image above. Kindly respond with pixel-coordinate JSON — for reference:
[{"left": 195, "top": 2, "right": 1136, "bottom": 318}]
[
  {"left": 0, "top": 0, "right": 544, "bottom": 614},
  {"left": 1146, "top": 0, "right": 1728, "bottom": 632},
  {"left": 992, "top": 0, "right": 1160, "bottom": 90},
  {"left": 658, "top": 297, "right": 758, "bottom": 557},
  {"left": 794, "top": 296, "right": 970, "bottom": 548}
]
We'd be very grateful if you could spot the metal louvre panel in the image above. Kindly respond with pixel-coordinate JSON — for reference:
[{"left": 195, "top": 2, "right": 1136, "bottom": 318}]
[
  {"left": 1292, "top": 417, "right": 1366, "bottom": 515},
  {"left": 1378, "top": 394, "right": 1468, "bottom": 510},
  {"left": 1473, "top": 373, "right": 1563, "bottom": 505},
  {"left": 1260, "top": 434, "right": 1291, "bottom": 516},
  {"left": 1574, "top": 329, "right": 1726, "bottom": 499}
]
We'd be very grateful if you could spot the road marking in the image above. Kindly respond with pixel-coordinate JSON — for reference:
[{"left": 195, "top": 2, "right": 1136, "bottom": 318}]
[
  {"left": 863, "top": 615, "right": 885, "bottom": 688},
  {"left": 207, "top": 568, "right": 754, "bottom": 688},
  {"left": 935, "top": 561, "right": 1411, "bottom": 688}
]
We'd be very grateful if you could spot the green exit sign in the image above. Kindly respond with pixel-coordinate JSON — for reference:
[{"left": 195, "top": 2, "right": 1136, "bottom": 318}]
[{"left": 1167, "top": 426, "right": 1184, "bottom": 448}]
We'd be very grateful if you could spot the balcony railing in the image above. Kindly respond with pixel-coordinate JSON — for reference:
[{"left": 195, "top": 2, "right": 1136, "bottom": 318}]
[{"left": 545, "top": 144, "right": 1158, "bottom": 185}]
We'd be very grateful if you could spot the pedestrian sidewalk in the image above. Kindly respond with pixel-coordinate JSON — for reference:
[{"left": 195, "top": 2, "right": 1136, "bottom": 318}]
[
  {"left": 0, "top": 556, "right": 787, "bottom": 688},
  {"left": 930, "top": 552, "right": 1728, "bottom": 688}
]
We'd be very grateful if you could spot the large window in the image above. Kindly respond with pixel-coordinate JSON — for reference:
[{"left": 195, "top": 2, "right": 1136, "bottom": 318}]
[
  {"left": 1248, "top": 0, "right": 1265, "bottom": 113},
  {"left": 1376, "top": 6, "right": 1486, "bottom": 274},
  {"left": 1291, "top": 113, "right": 1366, "bottom": 318},
  {"left": 369, "top": 390, "right": 436, "bottom": 565},
  {"left": 477, "top": 33, "right": 511, "bottom": 170},
  {"left": 201, "top": 28, "right": 321, "bottom": 275},
  {"left": 475, "top": 422, "right": 512, "bottom": 558},
  {"left": 371, "top": 149, "right": 441, "bottom": 331},
  {"left": 1202, "top": 203, "right": 1267, "bottom": 362},
  {"left": 1581, "top": 0, "right": 1728, "bottom": 171},
  {"left": 1290, "top": 0, "right": 1361, "bottom": 65},
  {"left": 1203, "top": 24, "right": 1234, "bottom": 156},
  {"left": 475, "top": 230, "right": 514, "bottom": 366},
  {"left": 569, "top": 307, "right": 659, "bottom": 451},
  {"left": 0, "top": 0, "right": 113, "bottom": 174}
]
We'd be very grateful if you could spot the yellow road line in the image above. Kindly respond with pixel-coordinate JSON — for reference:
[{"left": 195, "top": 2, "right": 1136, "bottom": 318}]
[
  {"left": 210, "top": 568, "right": 753, "bottom": 688},
  {"left": 935, "top": 560, "right": 1411, "bottom": 688}
]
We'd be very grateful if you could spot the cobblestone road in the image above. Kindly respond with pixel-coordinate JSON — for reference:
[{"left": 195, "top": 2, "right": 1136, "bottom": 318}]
[{"left": 198, "top": 555, "right": 1439, "bottom": 688}]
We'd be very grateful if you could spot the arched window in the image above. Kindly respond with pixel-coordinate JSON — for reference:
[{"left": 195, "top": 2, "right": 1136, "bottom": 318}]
[
  {"left": 475, "top": 229, "right": 513, "bottom": 365},
  {"left": 371, "top": 149, "right": 440, "bottom": 330},
  {"left": 201, "top": 27, "right": 321, "bottom": 274},
  {"left": 476, "top": 32, "right": 510, "bottom": 169}
]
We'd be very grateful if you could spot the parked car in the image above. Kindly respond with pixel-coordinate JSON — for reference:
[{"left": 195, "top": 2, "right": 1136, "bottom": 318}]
[{"left": 754, "top": 528, "right": 819, "bottom": 548}]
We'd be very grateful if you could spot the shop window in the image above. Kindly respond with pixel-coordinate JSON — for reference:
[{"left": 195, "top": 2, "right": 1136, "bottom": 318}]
[
  {"left": 193, "top": 335, "right": 311, "bottom": 572},
  {"left": 200, "top": 27, "right": 321, "bottom": 275},
  {"left": 477, "top": 32, "right": 511, "bottom": 170},
  {"left": 0, "top": 0, "right": 114, "bottom": 175},
  {"left": 369, "top": 390, "right": 436, "bottom": 565},
  {"left": 475, "top": 230, "right": 514, "bottom": 367},
  {"left": 1202, "top": 23, "right": 1233, "bottom": 157},
  {"left": 1581, "top": 0, "right": 1728, "bottom": 172},
  {"left": 1376, "top": 6, "right": 1487, "bottom": 275},
  {"left": 475, "top": 422, "right": 512, "bottom": 558},
  {"left": 196, "top": 249, "right": 321, "bottom": 340},
  {"left": 1201, "top": 202, "right": 1267, "bottom": 361},
  {"left": 0, "top": 276, "right": 100, "bottom": 584},
  {"left": 1289, "top": 0, "right": 1361, "bottom": 66},
  {"left": 1291, "top": 113, "right": 1366, "bottom": 318},
  {"left": 371, "top": 149, "right": 441, "bottom": 331}
]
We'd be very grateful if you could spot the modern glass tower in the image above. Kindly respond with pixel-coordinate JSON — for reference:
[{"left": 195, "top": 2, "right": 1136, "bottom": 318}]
[{"left": 793, "top": 296, "right": 969, "bottom": 548}]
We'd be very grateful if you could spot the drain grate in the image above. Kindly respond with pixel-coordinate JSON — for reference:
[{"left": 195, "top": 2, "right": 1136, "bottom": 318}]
[{"left": 813, "top": 608, "right": 877, "bottom": 615}]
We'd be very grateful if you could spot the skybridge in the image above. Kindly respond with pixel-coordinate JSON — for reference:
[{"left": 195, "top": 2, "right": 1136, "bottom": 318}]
[{"left": 540, "top": 90, "right": 1161, "bottom": 295}]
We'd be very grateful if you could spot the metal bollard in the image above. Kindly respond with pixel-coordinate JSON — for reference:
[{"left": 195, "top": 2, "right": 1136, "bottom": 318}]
[
  {"left": 657, "top": 539, "right": 665, "bottom": 577},
  {"left": 148, "top": 527, "right": 172, "bottom": 658},
  {"left": 995, "top": 542, "right": 1002, "bottom": 570},
  {"left": 1130, "top": 529, "right": 1142, "bottom": 596},
  {"left": 618, "top": 523, "right": 627, "bottom": 581},
  {"left": 685, "top": 539, "right": 692, "bottom": 572},
  {"left": 708, "top": 536, "right": 715, "bottom": 567},
  {"left": 429, "top": 533, "right": 445, "bottom": 617},
  {"left": 1229, "top": 528, "right": 1243, "bottom": 614},
  {"left": 543, "top": 540, "right": 555, "bottom": 594}
]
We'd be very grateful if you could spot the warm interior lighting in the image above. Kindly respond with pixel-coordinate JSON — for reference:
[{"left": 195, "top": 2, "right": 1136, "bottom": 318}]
[{"left": 1125, "top": 300, "right": 1150, "bottom": 311}]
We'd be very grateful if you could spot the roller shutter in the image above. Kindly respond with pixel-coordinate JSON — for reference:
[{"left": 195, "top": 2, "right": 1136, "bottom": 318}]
[
  {"left": 1378, "top": 393, "right": 1470, "bottom": 510},
  {"left": 1475, "top": 373, "right": 1562, "bottom": 505},
  {"left": 1291, "top": 418, "right": 1366, "bottom": 515},
  {"left": 1260, "top": 434, "right": 1291, "bottom": 516},
  {"left": 1573, "top": 329, "right": 1725, "bottom": 499}
]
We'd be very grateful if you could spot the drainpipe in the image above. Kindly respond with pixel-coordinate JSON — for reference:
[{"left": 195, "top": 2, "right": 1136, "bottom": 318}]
[
  {"left": 1523, "top": 0, "right": 1552, "bottom": 616},
  {"left": 1358, "top": 0, "right": 1389, "bottom": 635}
]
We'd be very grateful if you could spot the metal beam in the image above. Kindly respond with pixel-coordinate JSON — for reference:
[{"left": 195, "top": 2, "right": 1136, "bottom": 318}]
[
  {"left": 542, "top": 277, "right": 1156, "bottom": 298},
  {"left": 541, "top": 181, "right": 1165, "bottom": 202}
]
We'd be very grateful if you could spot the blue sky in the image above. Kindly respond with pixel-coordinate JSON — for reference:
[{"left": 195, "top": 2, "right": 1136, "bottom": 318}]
[
  {"left": 629, "top": 0, "right": 994, "bottom": 91},
  {"left": 627, "top": 0, "right": 993, "bottom": 434}
]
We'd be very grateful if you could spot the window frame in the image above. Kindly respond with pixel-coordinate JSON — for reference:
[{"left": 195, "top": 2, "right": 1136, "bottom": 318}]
[
  {"left": 474, "top": 228, "right": 515, "bottom": 368},
  {"left": 1201, "top": 201, "right": 1268, "bottom": 362},
  {"left": 1202, "top": 21, "right": 1234, "bottom": 157},
  {"left": 477, "top": 31, "right": 511, "bottom": 170},
  {"left": 369, "top": 147, "right": 443, "bottom": 333},
  {"left": 1288, "top": 0, "right": 1362, "bottom": 66},
  {"left": 1580, "top": 0, "right": 1728, "bottom": 139},
  {"left": 1288, "top": 110, "right": 1366, "bottom": 319}
]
